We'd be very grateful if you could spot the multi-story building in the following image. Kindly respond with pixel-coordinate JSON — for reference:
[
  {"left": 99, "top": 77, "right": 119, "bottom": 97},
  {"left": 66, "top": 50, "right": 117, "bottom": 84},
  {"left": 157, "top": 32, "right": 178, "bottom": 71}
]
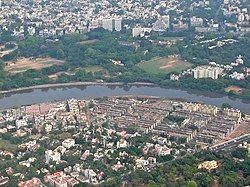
[
  {"left": 152, "top": 15, "right": 170, "bottom": 31},
  {"left": 102, "top": 18, "right": 113, "bottom": 31},
  {"left": 101, "top": 18, "right": 122, "bottom": 32},
  {"left": 62, "top": 139, "right": 75, "bottom": 149},
  {"left": 190, "top": 16, "right": 204, "bottom": 27},
  {"left": 18, "top": 178, "right": 43, "bottom": 187},
  {"left": 45, "top": 150, "right": 61, "bottom": 163},
  {"left": 132, "top": 27, "right": 152, "bottom": 37},
  {"left": 193, "top": 66, "right": 223, "bottom": 79},
  {"left": 114, "top": 18, "right": 122, "bottom": 31}
]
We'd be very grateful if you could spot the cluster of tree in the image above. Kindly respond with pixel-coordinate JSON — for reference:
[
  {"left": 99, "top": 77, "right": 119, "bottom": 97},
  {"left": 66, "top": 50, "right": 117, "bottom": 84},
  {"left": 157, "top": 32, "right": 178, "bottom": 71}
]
[
  {"left": 166, "top": 114, "right": 186, "bottom": 124},
  {"left": 0, "top": 29, "right": 249, "bottom": 101},
  {"left": 178, "top": 33, "right": 250, "bottom": 66},
  {"left": 0, "top": 29, "right": 171, "bottom": 90},
  {"left": 124, "top": 149, "right": 250, "bottom": 187}
]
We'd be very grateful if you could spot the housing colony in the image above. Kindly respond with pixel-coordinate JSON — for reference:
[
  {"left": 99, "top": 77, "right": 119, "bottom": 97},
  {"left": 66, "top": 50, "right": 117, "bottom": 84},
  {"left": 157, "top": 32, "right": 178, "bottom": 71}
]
[
  {"left": 90, "top": 98, "right": 241, "bottom": 145},
  {"left": 0, "top": 98, "right": 242, "bottom": 186},
  {"left": 0, "top": 98, "right": 241, "bottom": 146}
]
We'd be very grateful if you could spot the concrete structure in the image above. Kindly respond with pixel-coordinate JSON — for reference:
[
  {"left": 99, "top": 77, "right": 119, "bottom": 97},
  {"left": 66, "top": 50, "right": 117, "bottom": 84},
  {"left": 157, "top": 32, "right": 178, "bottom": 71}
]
[
  {"left": 193, "top": 66, "right": 223, "bottom": 79},
  {"left": 62, "top": 139, "right": 75, "bottom": 149},
  {"left": 114, "top": 18, "right": 122, "bottom": 31},
  {"left": 18, "top": 178, "right": 43, "bottom": 187},
  {"left": 198, "top": 160, "right": 218, "bottom": 171},
  {"left": 102, "top": 18, "right": 113, "bottom": 31},
  {"left": 152, "top": 15, "right": 170, "bottom": 31},
  {"left": 16, "top": 119, "right": 28, "bottom": 129},
  {"left": 170, "top": 74, "right": 179, "bottom": 81},
  {"left": 45, "top": 150, "right": 61, "bottom": 163},
  {"left": 190, "top": 16, "right": 204, "bottom": 27},
  {"left": 132, "top": 27, "right": 152, "bottom": 37},
  {"left": 101, "top": 18, "right": 122, "bottom": 32}
]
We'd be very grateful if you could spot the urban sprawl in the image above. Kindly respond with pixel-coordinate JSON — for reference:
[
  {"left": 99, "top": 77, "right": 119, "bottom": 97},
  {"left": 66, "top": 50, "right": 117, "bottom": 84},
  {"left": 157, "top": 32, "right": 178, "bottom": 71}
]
[
  {"left": 0, "top": 97, "right": 249, "bottom": 186},
  {"left": 0, "top": 0, "right": 249, "bottom": 37},
  {"left": 0, "top": 0, "right": 250, "bottom": 186}
]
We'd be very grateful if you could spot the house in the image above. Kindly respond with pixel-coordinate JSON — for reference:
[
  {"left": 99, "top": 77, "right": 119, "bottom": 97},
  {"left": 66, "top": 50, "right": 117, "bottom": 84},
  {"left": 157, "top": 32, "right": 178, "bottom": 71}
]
[
  {"left": 0, "top": 174, "right": 9, "bottom": 186},
  {"left": 84, "top": 169, "right": 97, "bottom": 184},
  {"left": 62, "top": 139, "right": 75, "bottom": 149},
  {"left": 18, "top": 178, "right": 43, "bottom": 187},
  {"left": 198, "top": 160, "right": 218, "bottom": 171},
  {"left": 117, "top": 139, "right": 128, "bottom": 148}
]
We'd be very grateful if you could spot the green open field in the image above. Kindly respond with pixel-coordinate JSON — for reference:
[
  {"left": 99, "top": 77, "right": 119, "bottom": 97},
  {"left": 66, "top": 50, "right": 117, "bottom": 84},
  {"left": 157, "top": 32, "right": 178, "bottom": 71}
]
[
  {"left": 77, "top": 39, "right": 99, "bottom": 45},
  {"left": 5, "top": 57, "right": 64, "bottom": 74},
  {"left": 157, "top": 36, "right": 184, "bottom": 41},
  {"left": 0, "top": 139, "right": 18, "bottom": 152},
  {"left": 85, "top": 66, "right": 104, "bottom": 73},
  {"left": 75, "top": 66, "right": 105, "bottom": 73},
  {"left": 138, "top": 56, "right": 192, "bottom": 74}
]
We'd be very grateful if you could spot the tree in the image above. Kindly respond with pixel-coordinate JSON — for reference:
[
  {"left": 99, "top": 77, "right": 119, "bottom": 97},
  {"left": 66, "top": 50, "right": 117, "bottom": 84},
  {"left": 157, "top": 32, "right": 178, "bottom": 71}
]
[
  {"left": 222, "top": 103, "right": 232, "bottom": 109},
  {"left": 221, "top": 172, "right": 238, "bottom": 187},
  {"left": 231, "top": 148, "right": 248, "bottom": 159},
  {"left": 196, "top": 173, "right": 213, "bottom": 187},
  {"left": 187, "top": 180, "right": 198, "bottom": 187}
]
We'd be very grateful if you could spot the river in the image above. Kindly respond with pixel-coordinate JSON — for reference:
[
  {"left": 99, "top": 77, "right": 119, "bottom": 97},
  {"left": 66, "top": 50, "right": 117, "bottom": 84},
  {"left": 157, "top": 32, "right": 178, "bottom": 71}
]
[{"left": 0, "top": 85, "right": 249, "bottom": 113}]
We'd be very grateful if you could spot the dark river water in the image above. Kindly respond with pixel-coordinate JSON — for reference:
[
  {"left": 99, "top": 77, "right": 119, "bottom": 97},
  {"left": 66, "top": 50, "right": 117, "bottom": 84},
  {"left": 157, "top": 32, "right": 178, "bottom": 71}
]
[{"left": 0, "top": 85, "right": 249, "bottom": 113}]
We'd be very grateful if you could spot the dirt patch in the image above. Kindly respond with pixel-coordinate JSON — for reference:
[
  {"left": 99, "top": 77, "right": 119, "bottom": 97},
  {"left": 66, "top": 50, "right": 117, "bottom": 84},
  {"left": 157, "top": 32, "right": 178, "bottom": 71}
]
[
  {"left": 77, "top": 39, "right": 99, "bottom": 45},
  {"left": 218, "top": 121, "right": 250, "bottom": 143},
  {"left": 159, "top": 59, "right": 177, "bottom": 69},
  {"left": 48, "top": 71, "right": 73, "bottom": 80},
  {"left": 5, "top": 57, "right": 64, "bottom": 74},
  {"left": 227, "top": 121, "right": 250, "bottom": 140},
  {"left": 138, "top": 55, "right": 192, "bottom": 74},
  {"left": 225, "top": 86, "right": 242, "bottom": 94}
]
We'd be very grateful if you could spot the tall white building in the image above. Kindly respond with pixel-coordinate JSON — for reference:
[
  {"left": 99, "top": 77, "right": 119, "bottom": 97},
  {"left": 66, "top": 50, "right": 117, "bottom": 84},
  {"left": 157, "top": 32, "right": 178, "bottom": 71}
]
[
  {"left": 152, "top": 15, "right": 170, "bottom": 31},
  {"left": 190, "top": 16, "right": 204, "bottom": 27},
  {"left": 193, "top": 66, "right": 223, "bottom": 79},
  {"left": 45, "top": 150, "right": 61, "bottom": 163},
  {"left": 114, "top": 18, "right": 122, "bottom": 31},
  {"left": 101, "top": 18, "right": 122, "bottom": 32},
  {"left": 102, "top": 18, "right": 113, "bottom": 31},
  {"left": 62, "top": 138, "right": 75, "bottom": 149},
  {"left": 132, "top": 27, "right": 152, "bottom": 37},
  {"left": 238, "top": 13, "right": 245, "bottom": 22}
]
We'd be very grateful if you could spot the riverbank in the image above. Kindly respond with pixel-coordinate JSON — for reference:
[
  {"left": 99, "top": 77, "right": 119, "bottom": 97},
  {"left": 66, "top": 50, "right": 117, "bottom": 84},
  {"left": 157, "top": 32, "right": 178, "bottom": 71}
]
[
  {"left": 0, "top": 81, "right": 155, "bottom": 95},
  {"left": 0, "top": 84, "right": 249, "bottom": 113}
]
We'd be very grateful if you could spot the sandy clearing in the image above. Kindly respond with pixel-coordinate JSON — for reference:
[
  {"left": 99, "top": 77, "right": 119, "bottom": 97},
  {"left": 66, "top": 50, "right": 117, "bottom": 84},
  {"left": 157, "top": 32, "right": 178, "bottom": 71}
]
[
  {"left": 159, "top": 60, "right": 177, "bottom": 69},
  {"left": 5, "top": 57, "right": 64, "bottom": 74}
]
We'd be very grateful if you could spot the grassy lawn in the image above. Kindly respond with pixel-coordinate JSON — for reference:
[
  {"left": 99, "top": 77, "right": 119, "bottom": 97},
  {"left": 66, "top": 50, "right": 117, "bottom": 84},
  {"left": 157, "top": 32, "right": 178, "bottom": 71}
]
[
  {"left": 5, "top": 57, "right": 64, "bottom": 74},
  {"left": 0, "top": 139, "right": 18, "bottom": 152},
  {"left": 137, "top": 56, "right": 192, "bottom": 74},
  {"left": 77, "top": 39, "right": 99, "bottom": 45},
  {"left": 157, "top": 36, "right": 184, "bottom": 41},
  {"left": 84, "top": 66, "right": 105, "bottom": 73},
  {"left": 241, "top": 89, "right": 250, "bottom": 99}
]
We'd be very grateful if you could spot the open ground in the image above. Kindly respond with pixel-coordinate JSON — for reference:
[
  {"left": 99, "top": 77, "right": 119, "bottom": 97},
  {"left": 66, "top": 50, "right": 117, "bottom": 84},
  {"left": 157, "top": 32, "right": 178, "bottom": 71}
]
[
  {"left": 138, "top": 56, "right": 192, "bottom": 74},
  {"left": 4, "top": 57, "right": 64, "bottom": 74}
]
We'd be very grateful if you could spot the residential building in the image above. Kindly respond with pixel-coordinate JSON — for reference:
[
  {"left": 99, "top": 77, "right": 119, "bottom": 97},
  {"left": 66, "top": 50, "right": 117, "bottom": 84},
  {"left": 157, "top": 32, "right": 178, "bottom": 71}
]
[{"left": 193, "top": 66, "right": 223, "bottom": 79}]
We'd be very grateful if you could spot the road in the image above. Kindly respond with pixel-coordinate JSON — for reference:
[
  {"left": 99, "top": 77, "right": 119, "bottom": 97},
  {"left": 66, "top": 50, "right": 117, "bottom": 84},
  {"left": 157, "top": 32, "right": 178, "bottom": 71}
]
[{"left": 210, "top": 133, "right": 250, "bottom": 152}]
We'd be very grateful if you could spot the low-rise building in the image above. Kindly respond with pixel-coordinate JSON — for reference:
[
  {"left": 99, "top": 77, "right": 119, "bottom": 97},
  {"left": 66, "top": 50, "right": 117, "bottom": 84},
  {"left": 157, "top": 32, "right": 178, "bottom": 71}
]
[
  {"left": 198, "top": 160, "right": 218, "bottom": 171},
  {"left": 62, "top": 139, "right": 75, "bottom": 149}
]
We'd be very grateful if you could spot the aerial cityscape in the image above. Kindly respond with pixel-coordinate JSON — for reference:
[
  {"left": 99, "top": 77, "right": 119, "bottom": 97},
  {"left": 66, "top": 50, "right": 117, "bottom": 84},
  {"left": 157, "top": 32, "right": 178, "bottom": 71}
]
[{"left": 0, "top": 0, "right": 249, "bottom": 186}]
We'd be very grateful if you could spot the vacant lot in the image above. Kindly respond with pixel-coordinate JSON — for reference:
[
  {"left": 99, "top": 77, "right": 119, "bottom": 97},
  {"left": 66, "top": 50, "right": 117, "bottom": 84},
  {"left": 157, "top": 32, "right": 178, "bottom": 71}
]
[
  {"left": 75, "top": 65, "right": 105, "bottom": 73},
  {"left": 157, "top": 36, "right": 184, "bottom": 41},
  {"left": 138, "top": 56, "right": 192, "bottom": 74},
  {"left": 85, "top": 65, "right": 105, "bottom": 73},
  {"left": 0, "top": 139, "right": 18, "bottom": 152},
  {"left": 5, "top": 57, "right": 64, "bottom": 74},
  {"left": 222, "top": 121, "right": 250, "bottom": 142},
  {"left": 77, "top": 39, "right": 99, "bottom": 45}
]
